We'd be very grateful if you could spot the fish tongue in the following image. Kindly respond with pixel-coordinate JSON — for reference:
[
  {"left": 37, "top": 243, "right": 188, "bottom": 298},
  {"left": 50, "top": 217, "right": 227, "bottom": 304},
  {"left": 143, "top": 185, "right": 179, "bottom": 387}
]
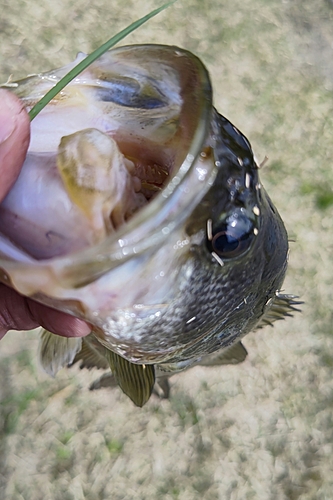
[{"left": 57, "top": 128, "right": 146, "bottom": 243}]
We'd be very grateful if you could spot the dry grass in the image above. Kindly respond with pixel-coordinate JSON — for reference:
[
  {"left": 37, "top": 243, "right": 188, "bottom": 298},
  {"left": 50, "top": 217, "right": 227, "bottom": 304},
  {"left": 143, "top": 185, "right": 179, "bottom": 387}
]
[{"left": 1, "top": 0, "right": 333, "bottom": 498}]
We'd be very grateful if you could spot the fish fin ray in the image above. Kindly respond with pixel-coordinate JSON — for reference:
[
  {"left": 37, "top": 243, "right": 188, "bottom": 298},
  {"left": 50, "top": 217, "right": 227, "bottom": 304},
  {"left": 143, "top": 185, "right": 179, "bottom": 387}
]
[
  {"left": 255, "top": 292, "right": 302, "bottom": 331},
  {"left": 90, "top": 371, "right": 171, "bottom": 401},
  {"left": 71, "top": 334, "right": 109, "bottom": 370},
  {"left": 154, "top": 377, "right": 170, "bottom": 399},
  {"left": 38, "top": 329, "right": 82, "bottom": 377},
  {"left": 105, "top": 351, "right": 155, "bottom": 407},
  {"left": 89, "top": 373, "right": 118, "bottom": 390},
  {"left": 199, "top": 341, "right": 248, "bottom": 366}
]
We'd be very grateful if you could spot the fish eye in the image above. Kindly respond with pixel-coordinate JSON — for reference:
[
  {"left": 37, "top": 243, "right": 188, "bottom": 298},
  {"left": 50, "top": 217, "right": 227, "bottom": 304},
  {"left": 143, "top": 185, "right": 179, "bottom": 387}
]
[{"left": 207, "top": 212, "right": 256, "bottom": 260}]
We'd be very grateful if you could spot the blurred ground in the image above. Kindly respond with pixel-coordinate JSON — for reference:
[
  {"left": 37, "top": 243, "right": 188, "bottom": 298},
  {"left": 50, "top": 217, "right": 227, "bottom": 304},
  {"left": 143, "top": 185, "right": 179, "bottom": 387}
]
[{"left": 1, "top": 0, "right": 333, "bottom": 499}]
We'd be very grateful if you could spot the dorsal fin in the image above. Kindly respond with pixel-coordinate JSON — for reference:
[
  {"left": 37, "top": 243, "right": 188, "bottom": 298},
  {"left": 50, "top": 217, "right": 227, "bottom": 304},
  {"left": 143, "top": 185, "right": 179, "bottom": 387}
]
[{"left": 255, "top": 292, "right": 302, "bottom": 330}]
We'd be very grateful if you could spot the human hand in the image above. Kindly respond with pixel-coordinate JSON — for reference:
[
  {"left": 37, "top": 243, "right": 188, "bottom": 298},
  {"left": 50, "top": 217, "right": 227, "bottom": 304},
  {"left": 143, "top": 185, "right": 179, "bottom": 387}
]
[{"left": 0, "top": 89, "right": 91, "bottom": 340}]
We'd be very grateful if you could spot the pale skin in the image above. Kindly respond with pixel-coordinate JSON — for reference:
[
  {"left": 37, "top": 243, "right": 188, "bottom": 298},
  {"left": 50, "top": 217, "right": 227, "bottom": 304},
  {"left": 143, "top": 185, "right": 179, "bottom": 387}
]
[{"left": 0, "top": 89, "right": 91, "bottom": 340}]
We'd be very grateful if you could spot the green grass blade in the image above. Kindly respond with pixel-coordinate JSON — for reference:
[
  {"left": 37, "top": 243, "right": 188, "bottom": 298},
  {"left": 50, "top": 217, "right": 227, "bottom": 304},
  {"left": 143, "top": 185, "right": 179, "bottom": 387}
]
[{"left": 28, "top": 1, "right": 176, "bottom": 121}]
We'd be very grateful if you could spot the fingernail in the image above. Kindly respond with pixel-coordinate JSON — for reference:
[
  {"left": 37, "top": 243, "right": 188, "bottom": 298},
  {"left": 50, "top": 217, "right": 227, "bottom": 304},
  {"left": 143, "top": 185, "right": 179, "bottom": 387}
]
[
  {"left": 72, "top": 319, "right": 92, "bottom": 337},
  {"left": 0, "top": 90, "right": 19, "bottom": 144}
]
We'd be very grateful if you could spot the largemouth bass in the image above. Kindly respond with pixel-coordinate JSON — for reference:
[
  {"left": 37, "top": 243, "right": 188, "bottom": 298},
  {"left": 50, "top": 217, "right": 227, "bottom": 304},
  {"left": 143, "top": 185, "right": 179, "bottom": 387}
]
[{"left": 0, "top": 45, "right": 298, "bottom": 406}]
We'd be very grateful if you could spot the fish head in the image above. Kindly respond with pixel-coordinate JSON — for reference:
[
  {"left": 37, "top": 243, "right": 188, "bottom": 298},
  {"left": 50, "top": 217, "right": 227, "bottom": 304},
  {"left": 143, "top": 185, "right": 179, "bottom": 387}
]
[
  {"left": 0, "top": 45, "right": 288, "bottom": 366},
  {"left": 173, "top": 111, "right": 289, "bottom": 363}
]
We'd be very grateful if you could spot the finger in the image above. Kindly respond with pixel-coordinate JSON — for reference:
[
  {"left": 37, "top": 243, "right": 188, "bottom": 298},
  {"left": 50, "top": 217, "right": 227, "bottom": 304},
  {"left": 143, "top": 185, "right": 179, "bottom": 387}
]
[
  {"left": 0, "top": 284, "right": 91, "bottom": 340},
  {"left": 0, "top": 89, "right": 30, "bottom": 202},
  {"left": 27, "top": 298, "right": 92, "bottom": 338}
]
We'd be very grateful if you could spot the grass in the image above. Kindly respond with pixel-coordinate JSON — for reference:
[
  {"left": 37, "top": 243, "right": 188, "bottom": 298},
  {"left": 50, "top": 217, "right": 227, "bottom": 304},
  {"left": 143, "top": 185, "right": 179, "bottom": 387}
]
[
  {"left": 300, "top": 182, "right": 333, "bottom": 210},
  {"left": 27, "top": 1, "right": 176, "bottom": 120}
]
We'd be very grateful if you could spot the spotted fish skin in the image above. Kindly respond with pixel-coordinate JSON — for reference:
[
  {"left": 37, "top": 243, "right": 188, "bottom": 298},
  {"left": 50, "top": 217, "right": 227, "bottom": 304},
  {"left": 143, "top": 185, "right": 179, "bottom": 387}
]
[
  {"left": 167, "top": 111, "right": 289, "bottom": 361},
  {"left": 92, "top": 109, "right": 288, "bottom": 364}
]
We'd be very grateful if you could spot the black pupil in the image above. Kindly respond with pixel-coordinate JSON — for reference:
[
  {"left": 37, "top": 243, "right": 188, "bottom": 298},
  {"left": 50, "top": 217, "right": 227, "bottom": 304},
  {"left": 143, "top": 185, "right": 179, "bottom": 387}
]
[
  {"left": 213, "top": 233, "right": 239, "bottom": 254},
  {"left": 208, "top": 213, "right": 255, "bottom": 259}
]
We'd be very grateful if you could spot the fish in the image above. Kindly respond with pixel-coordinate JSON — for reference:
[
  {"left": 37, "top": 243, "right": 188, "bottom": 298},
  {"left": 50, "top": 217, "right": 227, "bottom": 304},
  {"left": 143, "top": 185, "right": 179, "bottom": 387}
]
[{"left": 0, "top": 45, "right": 299, "bottom": 406}]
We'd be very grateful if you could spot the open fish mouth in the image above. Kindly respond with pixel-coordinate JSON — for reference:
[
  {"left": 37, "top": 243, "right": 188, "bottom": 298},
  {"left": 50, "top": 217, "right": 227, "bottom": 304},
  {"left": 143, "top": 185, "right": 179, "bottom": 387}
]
[
  {"left": 0, "top": 45, "right": 220, "bottom": 358},
  {"left": 0, "top": 45, "right": 212, "bottom": 261},
  {"left": 0, "top": 44, "right": 294, "bottom": 405}
]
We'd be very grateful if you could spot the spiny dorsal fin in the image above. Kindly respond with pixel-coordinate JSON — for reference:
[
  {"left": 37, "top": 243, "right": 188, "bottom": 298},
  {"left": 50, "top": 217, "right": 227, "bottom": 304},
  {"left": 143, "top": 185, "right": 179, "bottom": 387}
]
[
  {"left": 105, "top": 350, "right": 155, "bottom": 407},
  {"left": 198, "top": 341, "right": 248, "bottom": 366},
  {"left": 255, "top": 293, "right": 302, "bottom": 330},
  {"left": 38, "top": 329, "right": 82, "bottom": 377}
]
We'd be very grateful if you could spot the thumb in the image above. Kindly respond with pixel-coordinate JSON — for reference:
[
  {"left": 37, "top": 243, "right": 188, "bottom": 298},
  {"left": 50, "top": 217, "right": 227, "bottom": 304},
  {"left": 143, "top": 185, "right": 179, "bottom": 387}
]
[{"left": 0, "top": 89, "right": 30, "bottom": 202}]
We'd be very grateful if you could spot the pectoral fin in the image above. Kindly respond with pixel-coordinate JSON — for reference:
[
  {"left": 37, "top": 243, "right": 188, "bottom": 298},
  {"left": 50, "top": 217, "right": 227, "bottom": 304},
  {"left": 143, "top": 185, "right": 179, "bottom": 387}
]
[
  {"left": 71, "top": 334, "right": 110, "bottom": 370},
  {"left": 71, "top": 335, "right": 155, "bottom": 405},
  {"left": 105, "top": 350, "right": 155, "bottom": 407},
  {"left": 38, "top": 329, "right": 82, "bottom": 377},
  {"left": 89, "top": 373, "right": 118, "bottom": 391}
]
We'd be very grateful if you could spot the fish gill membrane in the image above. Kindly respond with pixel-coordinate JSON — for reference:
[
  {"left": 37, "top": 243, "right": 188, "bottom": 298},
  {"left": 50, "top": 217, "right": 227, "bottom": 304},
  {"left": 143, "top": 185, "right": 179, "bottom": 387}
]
[{"left": 0, "top": 45, "right": 301, "bottom": 406}]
